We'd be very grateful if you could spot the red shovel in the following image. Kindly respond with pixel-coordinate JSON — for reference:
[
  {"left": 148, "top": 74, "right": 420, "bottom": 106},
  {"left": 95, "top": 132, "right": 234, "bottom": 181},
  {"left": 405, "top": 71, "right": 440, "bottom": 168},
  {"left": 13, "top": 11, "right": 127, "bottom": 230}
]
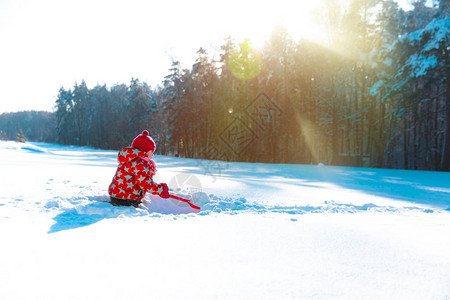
[{"left": 169, "top": 194, "right": 201, "bottom": 211}]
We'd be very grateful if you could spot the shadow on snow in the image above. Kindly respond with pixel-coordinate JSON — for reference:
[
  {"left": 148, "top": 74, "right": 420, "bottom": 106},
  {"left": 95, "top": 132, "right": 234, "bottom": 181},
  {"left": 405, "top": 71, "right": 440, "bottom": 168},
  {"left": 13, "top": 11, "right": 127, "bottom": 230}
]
[{"left": 48, "top": 195, "right": 196, "bottom": 233}]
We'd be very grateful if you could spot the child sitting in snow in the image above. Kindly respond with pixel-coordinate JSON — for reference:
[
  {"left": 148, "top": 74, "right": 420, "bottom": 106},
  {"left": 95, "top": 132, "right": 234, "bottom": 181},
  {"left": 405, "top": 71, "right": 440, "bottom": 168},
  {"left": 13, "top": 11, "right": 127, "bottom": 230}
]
[{"left": 108, "top": 130, "right": 169, "bottom": 207}]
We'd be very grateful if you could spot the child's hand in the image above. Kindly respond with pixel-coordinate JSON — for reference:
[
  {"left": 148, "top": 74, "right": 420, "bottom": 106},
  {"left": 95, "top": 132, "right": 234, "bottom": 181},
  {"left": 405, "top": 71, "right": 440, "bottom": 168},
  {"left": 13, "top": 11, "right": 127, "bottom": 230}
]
[{"left": 158, "top": 183, "right": 170, "bottom": 198}]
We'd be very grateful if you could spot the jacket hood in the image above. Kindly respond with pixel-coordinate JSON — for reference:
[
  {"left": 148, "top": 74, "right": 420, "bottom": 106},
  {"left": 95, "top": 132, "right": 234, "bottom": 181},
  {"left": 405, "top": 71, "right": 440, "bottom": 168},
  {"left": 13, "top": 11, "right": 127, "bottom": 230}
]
[{"left": 117, "top": 147, "right": 147, "bottom": 165}]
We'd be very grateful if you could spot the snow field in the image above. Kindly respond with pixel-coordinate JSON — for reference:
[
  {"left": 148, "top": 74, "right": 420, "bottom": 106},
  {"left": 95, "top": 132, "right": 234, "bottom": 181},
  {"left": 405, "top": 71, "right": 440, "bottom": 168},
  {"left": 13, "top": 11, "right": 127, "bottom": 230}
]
[{"left": 0, "top": 141, "right": 450, "bottom": 299}]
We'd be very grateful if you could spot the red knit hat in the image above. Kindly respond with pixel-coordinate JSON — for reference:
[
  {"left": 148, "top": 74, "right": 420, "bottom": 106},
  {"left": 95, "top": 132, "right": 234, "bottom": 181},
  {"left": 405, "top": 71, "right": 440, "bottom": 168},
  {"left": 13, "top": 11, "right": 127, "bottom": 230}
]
[{"left": 131, "top": 130, "right": 155, "bottom": 153}]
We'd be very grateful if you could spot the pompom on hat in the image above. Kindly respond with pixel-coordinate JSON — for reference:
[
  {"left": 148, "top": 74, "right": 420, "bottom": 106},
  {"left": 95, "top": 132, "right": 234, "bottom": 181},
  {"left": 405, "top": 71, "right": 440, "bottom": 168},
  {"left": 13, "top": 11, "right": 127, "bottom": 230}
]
[{"left": 132, "top": 130, "right": 156, "bottom": 153}]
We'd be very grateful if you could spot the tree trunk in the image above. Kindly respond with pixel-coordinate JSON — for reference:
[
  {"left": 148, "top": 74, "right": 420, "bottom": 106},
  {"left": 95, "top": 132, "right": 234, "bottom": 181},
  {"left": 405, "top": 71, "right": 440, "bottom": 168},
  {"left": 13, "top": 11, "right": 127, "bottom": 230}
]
[
  {"left": 434, "top": 89, "right": 439, "bottom": 170},
  {"left": 378, "top": 93, "right": 385, "bottom": 167},
  {"left": 441, "top": 47, "right": 450, "bottom": 171},
  {"left": 403, "top": 111, "right": 409, "bottom": 169},
  {"left": 360, "top": 65, "right": 366, "bottom": 163},
  {"left": 413, "top": 102, "right": 418, "bottom": 170}
]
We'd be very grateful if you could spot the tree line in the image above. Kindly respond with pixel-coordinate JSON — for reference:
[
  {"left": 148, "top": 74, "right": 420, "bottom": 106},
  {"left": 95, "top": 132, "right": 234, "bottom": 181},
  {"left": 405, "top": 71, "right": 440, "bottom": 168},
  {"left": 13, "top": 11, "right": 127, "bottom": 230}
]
[
  {"left": 0, "top": 111, "right": 55, "bottom": 142},
  {"left": 1, "top": 0, "right": 448, "bottom": 171},
  {"left": 157, "top": 0, "right": 449, "bottom": 171}
]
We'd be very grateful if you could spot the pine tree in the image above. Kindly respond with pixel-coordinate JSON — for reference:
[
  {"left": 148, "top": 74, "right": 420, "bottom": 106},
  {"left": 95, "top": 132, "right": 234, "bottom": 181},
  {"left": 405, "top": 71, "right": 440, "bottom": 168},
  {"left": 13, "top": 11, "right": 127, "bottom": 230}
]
[
  {"left": 55, "top": 87, "right": 74, "bottom": 145},
  {"left": 72, "top": 80, "right": 90, "bottom": 145},
  {"left": 15, "top": 129, "right": 27, "bottom": 143},
  {"left": 390, "top": 0, "right": 445, "bottom": 169},
  {"left": 370, "top": 0, "right": 403, "bottom": 167},
  {"left": 127, "top": 78, "right": 152, "bottom": 136}
]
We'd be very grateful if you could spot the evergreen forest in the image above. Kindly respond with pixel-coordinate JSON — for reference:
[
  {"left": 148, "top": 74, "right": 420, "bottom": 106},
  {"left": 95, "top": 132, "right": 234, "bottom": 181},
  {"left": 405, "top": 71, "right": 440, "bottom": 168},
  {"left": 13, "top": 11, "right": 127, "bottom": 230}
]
[{"left": 1, "top": 0, "right": 449, "bottom": 171}]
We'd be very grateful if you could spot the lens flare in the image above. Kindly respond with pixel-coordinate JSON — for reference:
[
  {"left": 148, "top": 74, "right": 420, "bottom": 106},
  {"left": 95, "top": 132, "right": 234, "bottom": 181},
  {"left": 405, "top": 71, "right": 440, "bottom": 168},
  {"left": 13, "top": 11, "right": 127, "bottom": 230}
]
[
  {"left": 295, "top": 113, "right": 321, "bottom": 164},
  {"left": 228, "top": 39, "right": 263, "bottom": 81}
]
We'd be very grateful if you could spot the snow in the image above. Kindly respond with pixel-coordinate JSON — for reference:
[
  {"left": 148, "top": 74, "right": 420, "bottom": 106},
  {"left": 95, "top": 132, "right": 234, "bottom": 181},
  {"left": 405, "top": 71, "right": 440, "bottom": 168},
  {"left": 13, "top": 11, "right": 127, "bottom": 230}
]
[
  {"left": 384, "top": 57, "right": 393, "bottom": 66},
  {"left": 1, "top": 141, "right": 450, "bottom": 299},
  {"left": 370, "top": 79, "right": 384, "bottom": 96},
  {"left": 401, "top": 17, "right": 449, "bottom": 78},
  {"left": 408, "top": 18, "right": 450, "bottom": 51},
  {"left": 405, "top": 53, "right": 438, "bottom": 77}
]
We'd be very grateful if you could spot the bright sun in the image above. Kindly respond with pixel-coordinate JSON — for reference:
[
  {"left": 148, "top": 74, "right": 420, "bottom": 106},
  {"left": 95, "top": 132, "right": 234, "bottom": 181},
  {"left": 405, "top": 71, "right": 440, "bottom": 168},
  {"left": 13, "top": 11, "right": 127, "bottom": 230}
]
[{"left": 222, "top": 0, "right": 326, "bottom": 48}]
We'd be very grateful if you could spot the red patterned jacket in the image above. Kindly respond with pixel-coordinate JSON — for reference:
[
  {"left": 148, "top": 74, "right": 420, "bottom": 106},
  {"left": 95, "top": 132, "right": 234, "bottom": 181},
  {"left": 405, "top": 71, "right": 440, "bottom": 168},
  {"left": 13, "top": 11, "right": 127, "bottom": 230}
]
[{"left": 108, "top": 147, "right": 164, "bottom": 201}]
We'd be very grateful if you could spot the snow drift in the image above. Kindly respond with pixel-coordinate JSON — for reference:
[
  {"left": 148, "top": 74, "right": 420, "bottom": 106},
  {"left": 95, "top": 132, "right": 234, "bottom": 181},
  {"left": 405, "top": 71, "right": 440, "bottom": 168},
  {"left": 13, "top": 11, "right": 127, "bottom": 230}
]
[{"left": 0, "top": 141, "right": 449, "bottom": 300}]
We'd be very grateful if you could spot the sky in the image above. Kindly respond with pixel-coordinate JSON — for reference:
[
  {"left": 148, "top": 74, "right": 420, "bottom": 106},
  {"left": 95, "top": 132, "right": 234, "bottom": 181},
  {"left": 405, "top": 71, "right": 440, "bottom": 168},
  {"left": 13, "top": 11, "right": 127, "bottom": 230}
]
[{"left": 0, "top": 0, "right": 417, "bottom": 114}]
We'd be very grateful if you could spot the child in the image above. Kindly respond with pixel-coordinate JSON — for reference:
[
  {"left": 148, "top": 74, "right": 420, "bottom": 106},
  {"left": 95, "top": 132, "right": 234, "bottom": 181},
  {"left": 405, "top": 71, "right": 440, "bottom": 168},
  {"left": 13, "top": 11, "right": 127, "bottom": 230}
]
[{"left": 108, "top": 130, "right": 169, "bottom": 207}]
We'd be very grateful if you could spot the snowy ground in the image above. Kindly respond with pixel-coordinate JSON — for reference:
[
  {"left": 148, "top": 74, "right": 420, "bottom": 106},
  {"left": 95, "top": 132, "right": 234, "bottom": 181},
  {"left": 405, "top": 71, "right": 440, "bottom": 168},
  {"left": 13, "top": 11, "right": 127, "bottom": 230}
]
[{"left": 1, "top": 141, "right": 450, "bottom": 300}]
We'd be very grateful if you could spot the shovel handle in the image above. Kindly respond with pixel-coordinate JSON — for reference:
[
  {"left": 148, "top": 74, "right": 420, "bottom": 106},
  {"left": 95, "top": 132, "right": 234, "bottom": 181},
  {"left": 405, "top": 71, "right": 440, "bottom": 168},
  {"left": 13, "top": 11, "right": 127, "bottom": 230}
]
[{"left": 169, "top": 194, "right": 201, "bottom": 210}]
